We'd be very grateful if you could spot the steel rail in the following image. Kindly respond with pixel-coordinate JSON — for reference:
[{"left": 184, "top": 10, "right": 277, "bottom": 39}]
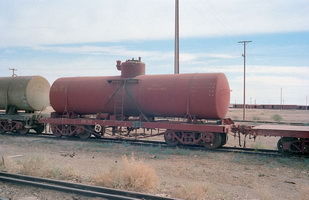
[
  {"left": 0, "top": 172, "right": 177, "bottom": 200},
  {"left": 4, "top": 132, "right": 285, "bottom": 157}
]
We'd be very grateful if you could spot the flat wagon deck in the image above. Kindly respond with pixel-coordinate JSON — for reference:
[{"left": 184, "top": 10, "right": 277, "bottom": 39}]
[{"left": 244, "top": 125, "right": 309, "bottom": 154}]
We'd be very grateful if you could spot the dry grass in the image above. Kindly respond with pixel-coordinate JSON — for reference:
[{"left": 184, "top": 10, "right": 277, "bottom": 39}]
[
  {"left": 2, "top": 155, "right": 78, "bottom": 180},
  {"left": 93, "top": 154, "right": 159, "bottom": 192},
  {"left": 0, "top": 156, "right": 5, "bottom": 170},
  {"left": 172, "top": 182, "right": 210, "bottom": 200}
]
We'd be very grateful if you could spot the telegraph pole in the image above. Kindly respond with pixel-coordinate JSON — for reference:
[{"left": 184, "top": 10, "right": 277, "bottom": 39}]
[
  {"left": 9, "top": 68, "right": 17, "bottom": 76},
  {"left": 280, "top": 88, "right": 283, "bottom": 110},
  {"left": 174, "top": 0, "right": 179, "bottom": 74},
  {"left": 238, "top": 40, "right": 252, "bottom": 120}
]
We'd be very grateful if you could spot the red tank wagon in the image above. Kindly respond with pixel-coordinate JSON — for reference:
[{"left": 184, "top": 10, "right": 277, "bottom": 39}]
[
  {"left": 42, "top": 58, "right": 231, "bottom": 147},
  {"left": 39, "top": 58, "right": 309, "bottom": 154},
  {"left": 50, "top": 58, "right": 230, "bottom": 119}
]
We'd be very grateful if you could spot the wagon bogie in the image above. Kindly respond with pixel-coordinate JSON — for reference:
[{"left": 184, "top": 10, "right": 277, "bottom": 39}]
[
  {"left": 33, "top": 124, "right": 45, "bottom": 134},
  {"left": 163, "top": 129, "right": 226, "bottom": 149},
  {"left": 277, "top": 137, "right": 309, "bottom": 154},
  {"left": 0, "top": 117, "right": 45, "bottom": 135}
]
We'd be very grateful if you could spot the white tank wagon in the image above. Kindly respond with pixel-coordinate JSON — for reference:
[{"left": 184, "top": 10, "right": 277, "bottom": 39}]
[{"left": 0, "top": 76, "right": 50, "bottom": 134}]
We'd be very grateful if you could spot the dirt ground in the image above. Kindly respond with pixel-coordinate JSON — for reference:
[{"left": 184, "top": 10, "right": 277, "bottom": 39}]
[
  {"left": 226, "top": 108, "right": 309, "bottom": 124},
  {"left": 0, "top": 109, "right": 309, "bottom": 200}
]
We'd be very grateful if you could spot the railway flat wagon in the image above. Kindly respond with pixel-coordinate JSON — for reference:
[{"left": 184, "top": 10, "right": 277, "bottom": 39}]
[{"left": 231, "top": 124, "right": 309, "bottom": 154}]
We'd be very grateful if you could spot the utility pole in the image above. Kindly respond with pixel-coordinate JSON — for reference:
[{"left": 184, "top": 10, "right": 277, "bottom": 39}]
[
  {"left": 9, "top": 68, "right": 17, "bottom": 76},
  {"left": 306, "top": 95, "right": 308, "bottom": 110},
  {"left": 238, "top": 40, "right": 252, "bottom": 120},
  {"left": 280, "top": 88, "right": 283, "bottom": 110},
  {"left": 174, "top": 0, "right": 179, "bottom": 74}
]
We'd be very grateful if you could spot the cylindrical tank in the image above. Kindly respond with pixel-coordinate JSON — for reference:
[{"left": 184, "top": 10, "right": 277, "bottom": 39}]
[
  {"left": 0, "top": 76, "right": 50, "bottom": 111},
  {"left": 50, "top": 60, "right": 230, "bottom": 119}
]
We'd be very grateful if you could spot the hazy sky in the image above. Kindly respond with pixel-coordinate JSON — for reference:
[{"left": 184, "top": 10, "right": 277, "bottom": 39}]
[{"left": 0, "top": 0, "right": 308, "bottom": 105}]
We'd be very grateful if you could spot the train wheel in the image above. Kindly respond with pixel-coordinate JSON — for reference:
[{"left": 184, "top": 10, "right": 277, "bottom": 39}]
[
  {"left": 164, "top": 131, "right": 179, "bottom": 146},
  {"left": 34, "top": 124, "right": 45, "bottom": 134},
  {"left": 51, "top": 125, "right": 62, "bottom": 137},
  {"left": 277, "top": 138, "right": 284, "bottom": 153},
  {"left": 203, "top": 133, "right": 222, "bottom": 149},
  {"left": 19, "top": 128, "right": 30, "bottom": 135},
  {"left": 277, "top": 137, "right": 299, "bottom": 154},
  {"left": 78, "top": 131, "right": 91, "bottom": 139},
  {"left": 78, "top": 126, "right": 92, "bottom": 139},
  {"left": 219, "top": 133, "right": 228, "bottom": 147}
]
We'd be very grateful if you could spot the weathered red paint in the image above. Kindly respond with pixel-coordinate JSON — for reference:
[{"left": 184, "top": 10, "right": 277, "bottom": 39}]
[
  {"left": 118, "top": 58, "right": 145, "bottom": 78},
  {"left": 40, "top": 117, "right": 230, "bottom": 133},
  {"left": 50, "top": 59, "right": 231, "bottom": 119},
  {"left": 252, "top": 125, "right": 309, "bottom": 138}
]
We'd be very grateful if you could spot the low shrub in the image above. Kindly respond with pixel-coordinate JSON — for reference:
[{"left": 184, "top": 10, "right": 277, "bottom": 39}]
[
  {"left": 4, "top": 155, "right": 78, "bottom": 180},
  {"left": 252, "top": 116, "right": 261, "bottom": 121},
  {"left": 173, "top": 182, "right": 210, "bottom": 200},
  {"left": 93, "top": 154, "right": 159, "bottom": 192},
  {"left": 271, "top": 114, "right": 283, "bottom": 122},
  {"left": 252, "top": 141, "right": 265, "bottom": 150}
]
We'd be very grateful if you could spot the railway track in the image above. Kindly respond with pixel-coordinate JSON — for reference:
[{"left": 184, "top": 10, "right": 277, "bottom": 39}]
[
  {"left": 3, "top": 132, "right": 284, "bottom": 157},
  {"left": 0, "top": 172, "right": 176, "bottom": 200}
]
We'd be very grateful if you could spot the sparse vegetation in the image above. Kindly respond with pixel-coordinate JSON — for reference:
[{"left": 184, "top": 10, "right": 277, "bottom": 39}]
[
  {"left": 2, "top": 155, "right": 78, "bottom": 180},
  {"left": 232, "top": 115, "right": 239, "bottom": 120},
  {"left": 252, "top": 141, "right": 265, "bottom": 150},
  {"left": 0, "top": 156, "right": 5, "bottom": 170},
  {"left": 173, "top": 182, "right": 210, "bottom": 200},
  {"left": 271, "top": 114, "right": 283, "bottom": 122},
  {"left": 1, "top": 107, "right": 309, "bottom": 200},
  {"left": 252, "top": 115, "right": 261, "bottom": 121},
  {"left": 93, "top": 154, "right": 159, "bottom": 192}
]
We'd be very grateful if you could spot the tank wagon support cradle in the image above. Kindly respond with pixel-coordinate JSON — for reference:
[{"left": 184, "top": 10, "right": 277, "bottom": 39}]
[
  {"left": 40, "top": 115, "right": 233, "bottom": 149},
  {"left": 40, "top": 115, "right": 309, "bottom": 154}
]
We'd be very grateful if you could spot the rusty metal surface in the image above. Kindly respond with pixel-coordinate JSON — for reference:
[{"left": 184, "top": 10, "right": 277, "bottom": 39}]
[
  {"left": 252, "top": 125, "right": 309, "bottom": 131},
  {"left": 118, "top": 58, "right": 145, "bottom": 78},
  {"left": 50, "top": 76, "right": 117, "bottom": 114},
  {"left": 50, "top": 73, "right": 230, "bottom": 119},
  {"left": 130, "top": 73, "right": 230, "bottom": 119},
  {"left": 252, "top": 125, "right": 309, "bottom": 138},
  {"left": 50, "top": 59, "right": 230, "bottom": 119},
  {"left": 40, "top": 118, "right": 229, "bottom": 134}
]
